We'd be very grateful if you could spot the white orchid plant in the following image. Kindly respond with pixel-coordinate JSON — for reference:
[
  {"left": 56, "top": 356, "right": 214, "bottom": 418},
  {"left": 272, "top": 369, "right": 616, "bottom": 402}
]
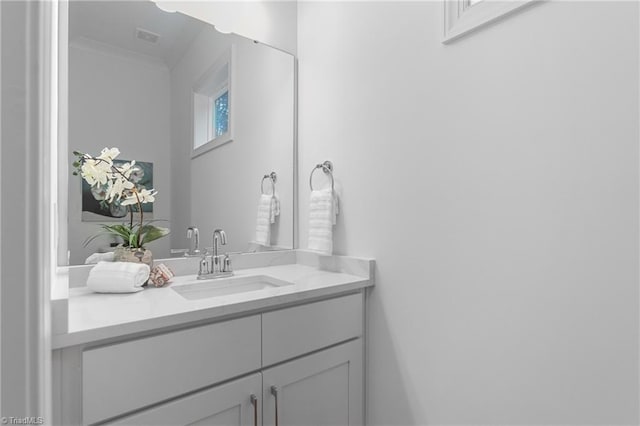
[{"left": 72, "top": 147, "right": 169, "bottom": 249}]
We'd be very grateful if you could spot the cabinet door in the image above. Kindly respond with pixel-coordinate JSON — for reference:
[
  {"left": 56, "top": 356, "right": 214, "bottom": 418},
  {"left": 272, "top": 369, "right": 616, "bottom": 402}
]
[
  {"left": 107, "top": 373, "right": 262, "bottom": 426},
  {"left": 83, "top": 315, "right": 261, "bottom": 424},
  {"left": 262, "top": 340, "right": 363, "bottom": 426}
]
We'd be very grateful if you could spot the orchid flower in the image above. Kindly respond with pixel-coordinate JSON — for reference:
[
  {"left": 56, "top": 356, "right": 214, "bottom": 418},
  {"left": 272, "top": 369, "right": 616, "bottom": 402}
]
[
  {"left": 105, "top": 177, "right": 134, "bottom": 203},
  {"left": 97, "top": 147, "right": 120, "bottom": 162},
  {"left": 116, "top": 161, "right": 136, "bottom": 179},
  {"left": 72, "top": 148, "right": 168, "bottom": 248}
]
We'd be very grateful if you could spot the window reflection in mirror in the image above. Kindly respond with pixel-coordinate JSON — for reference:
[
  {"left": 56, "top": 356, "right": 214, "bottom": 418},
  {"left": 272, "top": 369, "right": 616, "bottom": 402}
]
[{"left": 192, "top": 46, "right": 233, "bottom": 156}]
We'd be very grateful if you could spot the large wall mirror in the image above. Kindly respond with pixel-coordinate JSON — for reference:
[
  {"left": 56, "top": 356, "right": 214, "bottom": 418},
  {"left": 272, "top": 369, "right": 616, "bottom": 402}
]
[{"left": 60, "top": 0, "right": 296, "bottom": 266}]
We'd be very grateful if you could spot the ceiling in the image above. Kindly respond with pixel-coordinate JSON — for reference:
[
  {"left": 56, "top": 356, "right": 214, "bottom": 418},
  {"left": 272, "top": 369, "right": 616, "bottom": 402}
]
[{"left": 69, "top": 1, "right": 206, "bottom": 69}]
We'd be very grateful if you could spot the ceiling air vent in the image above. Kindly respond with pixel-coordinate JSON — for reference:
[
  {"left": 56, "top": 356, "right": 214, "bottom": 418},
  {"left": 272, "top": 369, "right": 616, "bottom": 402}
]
[{"left": 135, "top": 28, "right": 160, "bottom": 44}]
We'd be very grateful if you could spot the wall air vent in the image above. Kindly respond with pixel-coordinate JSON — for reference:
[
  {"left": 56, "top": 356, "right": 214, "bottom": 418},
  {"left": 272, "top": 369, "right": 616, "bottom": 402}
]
[{"left": 135, "top": 28, "right": 160, "bottom": 44}]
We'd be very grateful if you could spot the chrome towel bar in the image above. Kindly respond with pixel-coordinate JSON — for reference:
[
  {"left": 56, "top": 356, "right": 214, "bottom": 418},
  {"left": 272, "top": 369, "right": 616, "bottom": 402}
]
[
  {"left": 261, "top": 172, "right": 277, "bottom": 195},
  {"left": 309, "top": 160, "right": 334, "bottom": 192}
]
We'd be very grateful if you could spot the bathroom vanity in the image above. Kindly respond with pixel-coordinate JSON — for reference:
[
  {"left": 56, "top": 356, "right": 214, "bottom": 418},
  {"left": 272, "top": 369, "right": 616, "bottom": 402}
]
[
  {"left": 52, "top": 3, "right": 362, "bottom": 424},
  {"left": 52, "top": 250, "right": 374, "bottom": 425}
]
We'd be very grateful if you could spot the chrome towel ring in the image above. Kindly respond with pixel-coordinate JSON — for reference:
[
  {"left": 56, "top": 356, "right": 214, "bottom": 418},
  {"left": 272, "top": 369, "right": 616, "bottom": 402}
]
[
  {"left": 309, "top": 161, "right": 334, "bottom": 192},
  {"left": 261, "top": 172, "right": 277, "bottom": 195}
]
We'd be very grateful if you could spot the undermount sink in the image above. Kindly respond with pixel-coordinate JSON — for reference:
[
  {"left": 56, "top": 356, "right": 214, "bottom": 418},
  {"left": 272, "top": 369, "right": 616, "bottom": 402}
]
[{"left": 172, "top": 275, "right": 293, "bottom": 301}]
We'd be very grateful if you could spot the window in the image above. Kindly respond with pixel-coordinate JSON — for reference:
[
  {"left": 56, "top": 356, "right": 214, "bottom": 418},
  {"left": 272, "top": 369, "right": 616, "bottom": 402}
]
[
  {"left": 443, "top": 0, "right": 538, "bottom": 43},
  {"left": 213, "top": 89, "right": 229, "bottom": 137},
  {"left": 192, "top": 46, "right": 234, "bottom": 157}
]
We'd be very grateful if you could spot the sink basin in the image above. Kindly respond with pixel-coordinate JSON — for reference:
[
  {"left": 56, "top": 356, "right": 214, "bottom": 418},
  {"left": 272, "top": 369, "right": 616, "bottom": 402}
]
[{"left": 172, "top": 275, "right": 293, "bottom": 300}]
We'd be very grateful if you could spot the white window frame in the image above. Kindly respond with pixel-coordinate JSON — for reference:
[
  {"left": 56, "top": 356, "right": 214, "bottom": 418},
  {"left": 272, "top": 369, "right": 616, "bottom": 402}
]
[
  {"left": 192, "top": 46, "right": 235, "bottom": 158},
  {"left": 443, "top": 0, "right": 540, "bottom": 44}
]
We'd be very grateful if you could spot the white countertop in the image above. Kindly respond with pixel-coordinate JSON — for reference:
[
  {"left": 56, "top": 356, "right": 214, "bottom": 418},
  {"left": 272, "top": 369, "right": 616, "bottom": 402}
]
[{"left": 52, "top": 251, "right": 374, "bottom": 349}]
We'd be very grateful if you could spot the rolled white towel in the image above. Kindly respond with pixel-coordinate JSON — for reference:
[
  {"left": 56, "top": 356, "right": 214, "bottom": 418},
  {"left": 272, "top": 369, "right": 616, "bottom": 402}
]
[
  {"left": 87, "top": 261, "right": 150, "bottom": 293},
  {"left": 85, "top": 251, "right": 115, "bottom": 264}
]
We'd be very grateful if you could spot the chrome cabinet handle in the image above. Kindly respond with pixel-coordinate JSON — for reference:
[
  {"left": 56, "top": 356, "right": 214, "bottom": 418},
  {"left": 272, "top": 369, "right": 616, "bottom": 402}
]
[
  {"left": 250, "top": 394, "right": 258, "bottom": 426},
  {"left": 270, "top": 386, "right": 279, "bottom": 426}
]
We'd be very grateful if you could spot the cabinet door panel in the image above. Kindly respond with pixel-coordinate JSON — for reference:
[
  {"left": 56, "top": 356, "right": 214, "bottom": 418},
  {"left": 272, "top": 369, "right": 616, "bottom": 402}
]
[
  {"left": 263, "top": 340, "right": 363, "bottom": 426},
  {"left": 107, "top": 373, "right": 262, "bottom": 426},
  {"left": 83, "top": 315, "right": 261, "bottom": 424}
]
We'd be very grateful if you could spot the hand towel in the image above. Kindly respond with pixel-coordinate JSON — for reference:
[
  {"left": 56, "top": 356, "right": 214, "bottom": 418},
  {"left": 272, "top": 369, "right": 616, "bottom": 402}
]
[
  {"left": 84, "top": 251, "right": 115, "bottom": 264},
  {"left": 255, "top": 194, "right": 280, "bottom": 246},
  {"left": 308, "top": 188, "right": 338, "bottom": 255},
  {"left": 270, "top": 194, "right": 280, "bottom": 223},
  {"left": 87, "top": 261, "right": 150, "bottom": 293}
]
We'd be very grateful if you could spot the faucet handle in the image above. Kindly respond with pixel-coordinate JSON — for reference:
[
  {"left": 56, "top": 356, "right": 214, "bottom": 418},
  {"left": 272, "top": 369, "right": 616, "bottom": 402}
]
[
  {"left": 223, "top": 254, "right": 232, "bottom": 273},
  {"left": 198, "top": 255, "right": 209, "bottom": 276}
]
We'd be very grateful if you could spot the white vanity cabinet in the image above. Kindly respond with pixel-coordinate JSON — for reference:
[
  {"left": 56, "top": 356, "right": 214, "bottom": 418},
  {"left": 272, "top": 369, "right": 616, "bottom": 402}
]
[
  {"left": 108, "top": 341, "right": 363, "bottom": 426},
  {"left": 262, "top": 340, "right": 363, "bottom": 426},
  {"left": 82, "top": 316, "right": 262, "bottom": 425},
  {"left": 52, "top": 291, "right": 366, "bottom": 426},
  {"left": 108, "top": 373, "right": 262, "bottom": 426},
  {"left": 260, "top": 293, "right": 364, "bottom": 426}
]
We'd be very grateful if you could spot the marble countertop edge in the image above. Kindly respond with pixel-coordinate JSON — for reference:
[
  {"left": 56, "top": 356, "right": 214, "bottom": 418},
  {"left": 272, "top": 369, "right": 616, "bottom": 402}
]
[{"left": 52, "top": 254, "right": 374, "bottom": 349}]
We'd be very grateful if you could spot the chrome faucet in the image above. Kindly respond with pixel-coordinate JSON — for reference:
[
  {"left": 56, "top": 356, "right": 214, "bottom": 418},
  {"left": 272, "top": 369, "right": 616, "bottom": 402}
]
[
  {"left": 186, "top": 226, "right": 201, "bottom": 256},
  {"left": 170, "top": 226, "right": 203, "bottom": 257},
  {"left": 213, "top": 229, "right": 226, "bottom": 258},
  {"left": 197, "top": 228, "right": 233, "bottom": 279},
  {"left": 211, "top": 228, "right": 226, "bottom": 273}
]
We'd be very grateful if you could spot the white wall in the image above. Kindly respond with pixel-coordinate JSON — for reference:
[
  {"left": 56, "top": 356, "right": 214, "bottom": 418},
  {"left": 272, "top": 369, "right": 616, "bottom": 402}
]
[
  {"left": 298, "top": 1, "right": 639, "bottom": 424},
  {"left": 67, "top": 41, "right": 171, "bottom": 264},
  {"left": 170, "top": 27, "right": 294, "bottom": 253}
]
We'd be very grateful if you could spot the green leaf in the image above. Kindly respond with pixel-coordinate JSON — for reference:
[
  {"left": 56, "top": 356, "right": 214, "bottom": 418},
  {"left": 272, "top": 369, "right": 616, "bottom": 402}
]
[
  {"left": 139, "top": 225, "right": 170, "bottom": 246},
  {"left": 83, "top": 224, "right": 138, "bottom": 247},
  {"left": 83, "top": 231, "right": 120, "bottom": 247},
  {"left": 141, "top": 219, "right": 169, "bottom": 227}
]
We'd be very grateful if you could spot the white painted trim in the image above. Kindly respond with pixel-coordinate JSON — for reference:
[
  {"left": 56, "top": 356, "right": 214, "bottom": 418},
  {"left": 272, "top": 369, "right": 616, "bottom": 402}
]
[
  {"left": 637, "top": 2, "right": 640, "bottom": 422},
  {"left": 0, "top": 0, "right": 3, "bottom": 416},
  {"left": 39, "top": 1, "right": 55, "bottom": 422},
  {"left": 443, "top": 0, "right": 540, "bottom": 44},
  {"left": 292, "top": 57, "right": 298, "bottom": 249},
  {"left": 0, "top": 0, "right": 50, "bottom": 419},
  {"left": 56, "top": 0, "right": 69, "bottom": 268},
  {"left": 69, "top": 36, "right": 167, "bottom": 70}
]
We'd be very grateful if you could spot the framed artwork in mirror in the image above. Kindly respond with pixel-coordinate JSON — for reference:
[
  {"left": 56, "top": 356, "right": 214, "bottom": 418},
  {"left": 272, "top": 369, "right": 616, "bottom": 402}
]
[{"left": 81, "top": 160, "right": 154, "bottom": 222}]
